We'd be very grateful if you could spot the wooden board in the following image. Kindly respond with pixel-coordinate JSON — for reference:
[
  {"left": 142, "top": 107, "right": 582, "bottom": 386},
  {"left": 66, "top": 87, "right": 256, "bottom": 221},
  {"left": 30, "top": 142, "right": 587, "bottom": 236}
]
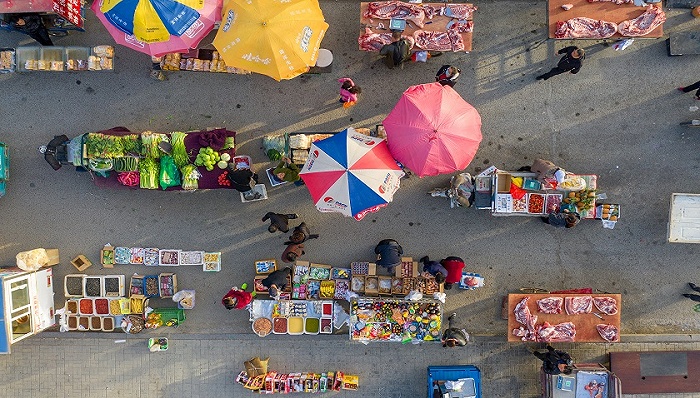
[
  {"left": 548, "top": 0, "right": 664, "bottom": 39},
  {"left": 669, "top": 32, "right": 700, "bottom": 56},
  {"left": 507, "top": 293, "right": 621, "bottom": 342},
  {"left": 610, "top": 351, "right": 700, "bottom": 394},
  {"left": 360, "top": 2, "right": 473, "bottom": 52}
]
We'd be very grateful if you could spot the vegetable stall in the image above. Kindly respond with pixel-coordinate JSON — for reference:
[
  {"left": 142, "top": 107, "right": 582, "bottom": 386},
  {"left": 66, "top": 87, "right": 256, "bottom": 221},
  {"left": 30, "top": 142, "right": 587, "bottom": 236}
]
[{"left": 68, "top": 127, "right": 237, "bottom": 190}]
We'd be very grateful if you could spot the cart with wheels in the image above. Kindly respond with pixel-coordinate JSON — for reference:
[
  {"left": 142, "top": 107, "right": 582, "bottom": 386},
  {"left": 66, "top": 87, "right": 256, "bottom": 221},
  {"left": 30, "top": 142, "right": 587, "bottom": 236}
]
[{"left": 427, "top": 365, "right": 481, "bottom": 398}]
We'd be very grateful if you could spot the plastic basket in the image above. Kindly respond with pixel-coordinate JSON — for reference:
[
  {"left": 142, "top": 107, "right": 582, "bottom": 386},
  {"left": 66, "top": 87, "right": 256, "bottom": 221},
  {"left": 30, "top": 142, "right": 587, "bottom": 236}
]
[{"left": 152, "top": 308, "right": 185, "bottom": 325}]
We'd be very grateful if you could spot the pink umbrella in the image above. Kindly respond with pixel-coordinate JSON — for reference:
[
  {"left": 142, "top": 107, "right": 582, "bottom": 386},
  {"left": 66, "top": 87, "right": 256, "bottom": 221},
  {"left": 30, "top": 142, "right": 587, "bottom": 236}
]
[
  {"left": 382, "top": 82, "right": 483, "bottom": 177},
  {"left": 91, "top": 0, "right": 221, "bottom": 57}
]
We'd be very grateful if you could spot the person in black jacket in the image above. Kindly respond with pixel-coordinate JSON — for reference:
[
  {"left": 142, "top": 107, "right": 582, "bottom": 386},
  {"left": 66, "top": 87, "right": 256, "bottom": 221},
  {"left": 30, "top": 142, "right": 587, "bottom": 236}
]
[
  {"left": 533, "top": 345, "right": 573, "bottom": 375},
  {"left": 262, "top": 212, "right": 298, "bottom": 233},
  {"left": 536, "top": 46, "right": 585, "bottom": 81},
  {"left": 227, "top": 164, "right": 259, "bottom": 199},
  {"left": 374, "top": 239, "right": 403, "bottom": 273},
  {"left": 379, "top": 30, "right": 411, "bottom": 69},
  {"left": 261, "top": 267, "right": 292, "bottom": 298},
  {"left": 284, "top": 222, "right": 319, "bottom": 244},
  {"left": 435, "top": 65, "right": 461, "bottom": 87},
  {"left": 7, "top": 14, "right": 53, "bottom": 46}
]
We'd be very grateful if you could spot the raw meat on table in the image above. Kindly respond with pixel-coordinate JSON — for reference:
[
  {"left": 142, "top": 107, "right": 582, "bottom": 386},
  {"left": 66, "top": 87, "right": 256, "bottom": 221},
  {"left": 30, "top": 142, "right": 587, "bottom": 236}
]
[
  {"left": 447, "top": 26, "right": 465, "bottom": 51},
  {"left": 444, "top": 4, "right": 478, "bottom": 20},
  {"left": 447, "top": 19, "right": 473, "bottom": 33},
  {"left": 358, "top": 27, "right": 415, "bottom": 52},
  {"left": 588, "top": 0, "right": 633, "bottom": 4},
  {"left": 413, "top": 27, "right": 464, "bottom": 52},
  {"left": 537, "top": 297, "right": 564, "bottom": 314},
  {"left": 536, "top": 321, "right": 576, "bottom": 342},
  {"left": 596, "top": 324, "right": 619, "bottom": 342},
  {"left": 565, "top": 296, "right": 593, "bottom": 315},
  {"left": 513, "top": 297, "right": 538, "bottom": 341},
  {"left": 363, "top": 1, "right": 426, "bottom": 28},
  {"left": 554, "top": 17, "right": 617, "bottom": 39},
  {"left": 422, "top": 5, "right": 442, "bottom": 19},
  {"left": 618, "top": 6, "right": 666, "bottom": 37},
  {"left": 593, "top": 296, "right": 618, "bottom": 315}
]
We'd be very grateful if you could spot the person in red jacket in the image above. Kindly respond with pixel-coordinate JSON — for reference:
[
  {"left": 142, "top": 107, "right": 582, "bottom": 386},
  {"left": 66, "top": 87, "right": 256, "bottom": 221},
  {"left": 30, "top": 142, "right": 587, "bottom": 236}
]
[
  {"left": 222, "top": 286, "right": 253, "bottom": 310},
  {"left": 440, "top": 256, "right": 465, "bottom": 290}
]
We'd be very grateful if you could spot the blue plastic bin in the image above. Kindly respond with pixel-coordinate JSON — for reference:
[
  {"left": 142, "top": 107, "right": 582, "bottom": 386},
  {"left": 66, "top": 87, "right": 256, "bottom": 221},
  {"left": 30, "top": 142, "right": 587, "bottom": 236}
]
[{"left": 427, "top": 365, "right": 481, "bottom": 398}]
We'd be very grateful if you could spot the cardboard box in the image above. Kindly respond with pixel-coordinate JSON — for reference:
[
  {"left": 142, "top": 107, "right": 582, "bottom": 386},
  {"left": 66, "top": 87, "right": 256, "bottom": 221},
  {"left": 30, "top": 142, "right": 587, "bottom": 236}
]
[
  {"left": 391, "top": 277, "right": 404, "bottom": 295},
  {"left": 158, "top": 273, "right": 178, "bottom": 298},
  {"left": 319, "top": 280, "right": 335, "bottom": 299},
  {"left": 494, "top": 193, "right": 513, "bottom": 213},
  {"left": 334, "top": 279, "right": 350, "bottom": 300},
  {"left": 331, "top": 267, "right": 350, "bottom": 280},
  {"left": 364, "top": 276, "right": 379, "bottom": 295},
  {"left": 402, "top": 278, "right": 414, "bottom": 295},
  {"left": 307, "top": 280, "right": 321, "bottom": 300},
  {"left": 477, "top": 165, "right": 498, "bottom": 177},
  {"left": 101, "top": 245, "right": 114, "bottom": 268},
  {"left": 522, "top": 178, "right": 541, "bottom": 191},
  {"left": 71, "top": 254, "right": 92, "bottom": 272},
  {"left": 351, "top": 275, "right": 365, "bottom": 294},
  {"left": 475, "top": 176, "right": 491, "bottom": 192},
  {"left": 396, "top": 257, "right": 418, "bottom": 278},
  {"left": 255, "top": 259, "right": 277, "bottom": 274},
  {"left": 44, "top": 248, "right": 60, "bottom": 266},
  {"left": 293, "top": 261, "right": 311, "bottom": 284},
  {"left": 130, "top": 274, "right": 144, "bottom": 296},
  {"left": 350, "top": 261, "right": 376, "bottom": 276},
  {"left": 495, "top": 172, "right": 512, "bottom": 193},
  {"left": 341, "top": 375, "right": 359, "bottom": 391},
  {"left": 130, "top": 294, "right": 146, "bottom": 314},
  {"left": 309, "top": 263, "right": 332, "bottom": 280},
  {"left": 377, "top": 276, "right": 392, "bottom": 295}
]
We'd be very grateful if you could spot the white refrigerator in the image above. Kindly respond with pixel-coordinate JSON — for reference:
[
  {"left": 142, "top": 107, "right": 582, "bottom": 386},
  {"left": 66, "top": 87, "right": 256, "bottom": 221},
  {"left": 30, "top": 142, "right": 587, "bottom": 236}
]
[{"left": 0, "top": 268, "right": 56, "bottom": 354}]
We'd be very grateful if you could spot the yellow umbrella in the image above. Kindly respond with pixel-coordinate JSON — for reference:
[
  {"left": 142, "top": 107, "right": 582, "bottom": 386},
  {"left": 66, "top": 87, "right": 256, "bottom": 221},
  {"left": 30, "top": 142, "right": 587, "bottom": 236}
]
[{"left": 213, "top": 0, "right": 328, "bottom": 81}]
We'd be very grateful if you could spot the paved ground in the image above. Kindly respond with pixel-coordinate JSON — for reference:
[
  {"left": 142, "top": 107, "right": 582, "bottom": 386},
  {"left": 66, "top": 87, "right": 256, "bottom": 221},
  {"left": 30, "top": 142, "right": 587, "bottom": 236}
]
[{"left": 2, "top": 0, "right": 700, "bottom": 396}]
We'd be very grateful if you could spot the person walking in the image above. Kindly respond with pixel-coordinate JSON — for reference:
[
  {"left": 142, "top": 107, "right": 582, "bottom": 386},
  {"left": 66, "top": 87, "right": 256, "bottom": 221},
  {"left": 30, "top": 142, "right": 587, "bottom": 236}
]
[
  {"left": 222, "top": 285, "right": 253, "bottom": 310},
  {"left": 262, "top": 212, "right": 298, "bottom": 233},
  {"left": 379, "top": 30, "right": 412, "bottom": 69},
  {"left": 419, "top": 256, "right": 447, "bottom": 285},
  {"left": 284, "top": 222, "right": 319, "bottom": 244},
  {"left": 536, "top": 46, "right": 585, "bottom": 81},
  {"left": 441, "top": 313, "right": 470, "bottom": 347},
  {"left": 682, "top": 282, "right": 700, "bottom": 302},
  {"left": 338, "top": 77, "right": 361, "bottom": 107},
  {"left": 281, "top": 243, "right": 305, "bottom": 263},
  {"left": 435, "top": 65, "right": 461, "bottom": 87},
  {"left": 375, "top": 239, "right": 403, "bottom": 274},
  {"left": 533, "top": 345, "right": 573, "bottom": 375},
  {"left": 678, "top": 80, "right": 700, "bottom": 100},
  {"left": 261, "top": 267, "right": 292, "bottom": 298},
  {"left": 440, "top": 256, "right": 465, "bottom": 290}
]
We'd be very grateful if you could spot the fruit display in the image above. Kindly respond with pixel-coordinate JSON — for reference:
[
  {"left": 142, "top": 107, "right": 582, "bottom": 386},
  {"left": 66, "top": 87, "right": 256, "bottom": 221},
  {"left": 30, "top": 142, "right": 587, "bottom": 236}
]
[
  {"left": 597, "top": 204, "right": 620, "bottom": 222},
  {"left": 350, "top": 299, "right": 442, "bottom": 342},
  {"left": 527, "top": 193, "right": 545, "bottom": 214},
  {"left": 563, "top": 188, "right": 596, "bottom": 213}
]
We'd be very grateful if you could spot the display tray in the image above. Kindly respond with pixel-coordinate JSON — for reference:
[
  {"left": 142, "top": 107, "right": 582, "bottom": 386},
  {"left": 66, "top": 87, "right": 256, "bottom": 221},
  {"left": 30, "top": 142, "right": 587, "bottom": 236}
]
[
  {"left": 14, "top": 45, "right": 115, "bottom": 72},
  {"left": 360, "top": 2, "right": 474, "bottom": 52},
  {"left": 548, "top": 0, "right": 663, "bottom": 39},
  {"left": 0, "top": 48, "right": 16, "bottom": 73},
  {"left": 507, "top": 293, "right": 621, "bottom": 343}
]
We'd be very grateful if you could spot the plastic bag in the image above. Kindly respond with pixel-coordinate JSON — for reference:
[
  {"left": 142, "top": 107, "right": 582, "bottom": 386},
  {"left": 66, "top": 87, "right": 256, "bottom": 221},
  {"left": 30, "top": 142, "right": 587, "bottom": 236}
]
[
  {"left": 612, "top": 38, "right": 633, "bottom": 51},
  {"left": 159, "top": 155, "right": 181, "bottom": 190},
  {"left": 16, "top": 248, "right": 49, "bottom": 271},
  {"left": 405, "top": 290, "right": 423, "bottom": 301},
  {"left": 262, "top": 134, "right": 285, "bottom": 160}
]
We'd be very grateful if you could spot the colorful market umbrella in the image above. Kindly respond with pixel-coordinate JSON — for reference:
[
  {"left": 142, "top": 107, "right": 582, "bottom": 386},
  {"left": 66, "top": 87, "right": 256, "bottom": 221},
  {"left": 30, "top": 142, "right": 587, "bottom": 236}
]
[
  {"left": 213, "top": 0, "right": 328, "bottom": 81},
  {"left": 92, "top": 0, "right": 221, "bottom": 56},
  {"left": 382, "top": 82, "right": 483, "bottom": 177},
  {"left": 299, "top": 128, "right": 405, "bottom": 221}
]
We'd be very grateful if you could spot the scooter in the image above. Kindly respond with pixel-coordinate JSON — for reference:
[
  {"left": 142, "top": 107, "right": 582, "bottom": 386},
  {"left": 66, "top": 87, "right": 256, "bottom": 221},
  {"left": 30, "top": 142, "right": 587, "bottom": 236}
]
[{"left": 429, "top": 172, "right": 475, "bottom": 208}]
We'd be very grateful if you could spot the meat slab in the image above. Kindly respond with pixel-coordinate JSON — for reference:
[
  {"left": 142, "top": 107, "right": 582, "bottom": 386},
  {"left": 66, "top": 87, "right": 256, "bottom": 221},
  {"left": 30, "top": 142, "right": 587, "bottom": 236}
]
[
  {"left": 363, "top": 1, "right": 426, "bottom": 28},
  {"left": 358, "top": 28, "right": 415, "bottom": 52},
  {"left": 587, "top": 0, "right": 633, "bottom": 4},
  {"left": 536, "top": 321, "right": 576, "bottom": 342},
  {"left": 593, "top": 296, "right": 618, "bottom": 315},
  {"left": 618, "top": 6, "right": 666, "bottom": 37},
  {"left": 565, "top": 296, "right": 593, "bottom": 315},
  {"left": 414, "top": 26, "right": 465, "bottom": 52},
  {"left": 512, "top": 297, "right": 538, "bottom": 341},
  {"left": 554, "top": 17, "right": 617, "bottom": 39},
  {"left": 596, "top": 324, "right": 620, "bottom": 342},
  {"left": 444, "top": 4, "right": 478, "bottom": 20},
  {"left": 537, "top": 297, "right": 564, "bottom": 314}
]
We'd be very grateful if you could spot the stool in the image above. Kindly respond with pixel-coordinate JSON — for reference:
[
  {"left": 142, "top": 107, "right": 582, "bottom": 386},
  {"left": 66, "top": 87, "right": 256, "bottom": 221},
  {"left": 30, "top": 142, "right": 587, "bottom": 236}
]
[{"left": 316, "top": 49, "right": 333, "bottom": 67}]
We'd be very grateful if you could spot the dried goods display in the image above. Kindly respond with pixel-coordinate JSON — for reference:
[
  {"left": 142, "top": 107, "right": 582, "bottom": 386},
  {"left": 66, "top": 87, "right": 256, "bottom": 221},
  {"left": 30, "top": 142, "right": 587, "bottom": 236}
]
[
  {"left": 350, "top": 299, "right": 442, "bottom": 342},
  {"left": 115, "top": 247, "right": 130, "bottom": 264},
  {"left": 129, "top": 247, "right": 145, "bottom": 264},
  {"left": 253, "top": 318, "right": 273, "bottom": 337},
  {"left": 180, "top": 251, "right": 204, "bottom": 265},
  {"left": 527, "top": 193, "right": 545, "bottom": 214},
  {"left": 65, "top": 276, "right": 84, "bottom": 296},
  {"left": 159, "top": 250, "right": 180, "bottom": 266},
  {"left": 144, "top": 248, "right": 159, "bottom": 266},
  {"left": 85, "top": 277, "right": 102, "bottom": 297},
  {"left": 95, "top": 299, "right": 109, "bottom": 315},
  {"left": 145, "top": 276, "right": 159, "bottom": 297}
]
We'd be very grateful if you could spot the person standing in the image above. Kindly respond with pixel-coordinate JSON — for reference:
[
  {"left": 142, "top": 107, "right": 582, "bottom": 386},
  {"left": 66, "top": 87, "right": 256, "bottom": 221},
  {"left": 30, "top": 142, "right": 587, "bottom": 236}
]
[
  {"left": 440, "top": 256, "right": 465, "bottom": 290},
  {"left": 379, "top": 30, "right": 411, "bottom": 69},
  {"left": 284, "top": 222, "right": 319, "bottom": 244},
  {"left": 281, "top": 243, "right": 305, "bottom": 263},
  {"left": 536, "top": 47, "right": 585, "bottom": 81},
  {"left": 678, "top": 80, "right": 700, "bottom": 100},
  {"left": 419, "top": 256, "right": 447, "bottom": 285},
  {"left": 441, "top": 313, "right": 470, "bottom": 347},
  {"left": 7, "top": 14, "right": 53, "bottom": 46},
  {"left": 222, "top": 286, "right": 253, "bottom": 310},
  {"left": 261, "top": 267, "right": 292, "bottom": 298},
  {"left": 375, "top": 239, "right": 403, "bottom": 274},
  {"left": 262, "top": 212, "right": 298, "bottom": 233},
  {"left": 533, "top": 345, "right": 573, "bottom": 375},
  {"left": 435, "top": 65, "right": 461, "bottom": 87},
  {"left": 227, "top": 163, "right": 259, "bottom": 199}
]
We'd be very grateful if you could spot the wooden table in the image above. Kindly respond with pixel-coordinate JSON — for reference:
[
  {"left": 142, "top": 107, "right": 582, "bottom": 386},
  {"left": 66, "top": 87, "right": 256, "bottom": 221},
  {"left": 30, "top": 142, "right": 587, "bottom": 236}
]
[
  {"left": 507, "top": 293, "right": 621, "bottom": 342},
  {"left": 360, "top": 2, "right": 473, "bottom": 52},
  {"left": 610, "top": 351, "right": 700, "bottom": 394},
  {"left": 548, "top": 0, "right": 663, "bottom": 39}
]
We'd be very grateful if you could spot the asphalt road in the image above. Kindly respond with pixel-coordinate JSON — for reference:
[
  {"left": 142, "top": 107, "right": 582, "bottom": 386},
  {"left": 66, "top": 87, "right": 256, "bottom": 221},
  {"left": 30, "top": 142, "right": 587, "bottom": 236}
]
[{"left": 1, "top": 0, "right": 699, "bottom": 339}]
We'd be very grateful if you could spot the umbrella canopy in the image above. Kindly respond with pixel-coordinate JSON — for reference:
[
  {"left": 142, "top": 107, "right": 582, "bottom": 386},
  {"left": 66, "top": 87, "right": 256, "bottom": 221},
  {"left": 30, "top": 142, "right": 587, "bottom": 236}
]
[
  {"left": 213, "top": 0, "right": 328, "bottom": 81},
  {"left": 92, "top": 0, "right": 221, "bottom": 56},
  {"left": 382, "top": 82, "right": 483, "bottom": 177},
  {"left": 300, "top": 128, "right": 404, "bottom": 221}
]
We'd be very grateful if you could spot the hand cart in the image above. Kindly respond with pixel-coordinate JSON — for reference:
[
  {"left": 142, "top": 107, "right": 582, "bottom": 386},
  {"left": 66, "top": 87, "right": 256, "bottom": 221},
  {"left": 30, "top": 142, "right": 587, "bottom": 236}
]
[{"left": 427, "top": 365, "right": 481, "bottom": 398}]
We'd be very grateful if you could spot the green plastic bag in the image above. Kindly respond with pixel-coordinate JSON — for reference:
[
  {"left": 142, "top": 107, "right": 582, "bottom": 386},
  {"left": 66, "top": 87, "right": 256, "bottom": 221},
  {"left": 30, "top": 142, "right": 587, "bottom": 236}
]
[{"left": 159, "top": 155, "right": 181, "bottom": 190}]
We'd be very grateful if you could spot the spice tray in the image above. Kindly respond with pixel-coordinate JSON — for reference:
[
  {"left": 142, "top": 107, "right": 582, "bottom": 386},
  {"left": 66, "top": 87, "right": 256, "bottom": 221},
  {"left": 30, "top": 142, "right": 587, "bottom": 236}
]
[
  {"left": 83, "top": 276, "right": 104, "bottom": 297},
  {"left": 64, "top": 274, "right": 86, "bottom": 298},
  {"left": 78, "top": 298, "right": 95, "bottom": 315},
  {"left": 103, "top": 275, "right": 125, "bottom": 297}
]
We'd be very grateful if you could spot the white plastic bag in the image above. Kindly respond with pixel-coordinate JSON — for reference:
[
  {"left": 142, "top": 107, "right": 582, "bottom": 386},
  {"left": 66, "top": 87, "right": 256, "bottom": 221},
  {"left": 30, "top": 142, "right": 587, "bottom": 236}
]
[
  {"left": 612, "top": 39, "right": 633, "bottom": 51},
  {"left": 16, "top": 248, "right": 49, "bottom": 271},
  {"left": 433, "top": 292, "right": 446, "bottom": 303},
  {"left": 405, "top": 290, "right": 423, "bottom": 301}
]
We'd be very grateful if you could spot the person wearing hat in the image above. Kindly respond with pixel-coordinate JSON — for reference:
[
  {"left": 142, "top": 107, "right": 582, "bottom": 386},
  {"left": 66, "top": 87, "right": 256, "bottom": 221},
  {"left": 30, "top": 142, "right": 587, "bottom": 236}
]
[
  {"left": 262, "top": 212, "right": 299, "bottom": 233},
  {"left": 281, "top": 243, "right": 305, "bottom": 263},
  {"left": 261, "top": 267, "right": 292, "bottom": 298},
  {"left": 533, "top": 345, "right": 573, "bottom": 375},
  {"left": 284, "top": 222, "right": 319, "bottom": 245},
  {"left": 435, "top": 65, "right": 461, "bottom": 87},
  {"left": 222, "top": 285, "right": 253, "bottom": 310},
  {"left": 536, "top": 46, "right": 585, "bottom": 81}
]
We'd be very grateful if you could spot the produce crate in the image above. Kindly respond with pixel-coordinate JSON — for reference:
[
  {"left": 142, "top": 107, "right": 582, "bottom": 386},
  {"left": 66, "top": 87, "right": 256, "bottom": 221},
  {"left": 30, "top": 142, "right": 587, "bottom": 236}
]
[
  {"left": 101, "top": 244, "right": 115, "bottom": 268},
  {"left": 255, "top": 259, "right": 277, "bottom": 274},
  {"left": 143, "top": 275, "right": 159, "bottom": 297},
  {"left": 129, "top": 274, "right": 144, "bottom": 296},
  {"left": 152, "top": 308, "right": 185, "bottom": 326}
]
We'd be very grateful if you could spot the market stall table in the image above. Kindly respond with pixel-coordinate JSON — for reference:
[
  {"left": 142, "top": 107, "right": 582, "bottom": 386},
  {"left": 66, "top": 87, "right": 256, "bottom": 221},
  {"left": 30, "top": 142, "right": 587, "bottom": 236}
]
[
  {"left": 359, "top": 2, "right": 474, "bottom": 52},
  {"left": 350, "top": 297, "right": 443, "bottom": 342},
  {"left": 548, "top": 0, "right": 663, "bottom": 39},
  {"left": 507, "top": 293, "right": 621, "bottom": 343},
  {"left": 249, "top": 299, "right": 339, "bottom": 336}
]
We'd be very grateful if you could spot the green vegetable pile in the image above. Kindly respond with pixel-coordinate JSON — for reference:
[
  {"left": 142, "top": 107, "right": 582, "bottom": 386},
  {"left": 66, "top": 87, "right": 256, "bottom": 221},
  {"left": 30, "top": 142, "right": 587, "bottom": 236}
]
[
  {"left": 121, "top": 134, "right": 142, "bottom": 155},
  {"left": 141, "top": 132, "right": 167, "bottom": 159},
  {"left": 139, "top": 157, "right": 159, "bottom": 189},
  {"left": 170, "top": 132, "right": 190, "bottom": 169},
  {"left": 181, "top": 164, "right": 199, "bottom": 190},
  {"left": 194, "top": 147, "right": 220, "bottom": 171},
  {"left": 114, "top": 157, "right": 139, "bottom": 172},
  {"left": 85, "top": 133, "right": 124, "bottom": 158}
]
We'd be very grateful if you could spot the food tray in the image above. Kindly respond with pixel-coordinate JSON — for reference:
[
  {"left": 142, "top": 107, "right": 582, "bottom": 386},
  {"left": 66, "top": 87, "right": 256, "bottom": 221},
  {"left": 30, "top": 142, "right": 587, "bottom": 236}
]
[
  {"left": 14, "top": 46, "right": 39, "bottom": 72},
  {"left": 103, "top": 275, "right": 124, "bottom": 297},
  {"left": 83, "top": 276, "right": 104, "bottom": 297},
  {"left": 512, "top": 195, "right": 528, "bottom": 213},
  {"left": 115, "top": 247, "right": 130, "bottom": 264},
  {"left": 94, "top": 298, "right": 110, "bottom": 315},
  {"left": 331, "top": 268, "right": 350, "bottom": 280},
  {"left": 272, "top": 317, "right": 288, "bottom": 334},
  {"left": 320, "top": 280, "right": 335, "bottom": 299},
  {"left": 143, "top": 275, "right": 159, "bottom": 297},
  {"left": 287, "top": 316, "right": 304, "bottom": 335},
  {"left": 158, "top": 273, "right": 177, "bottom": 298},
  {"left": 546, "top": 194, "right": 563, "bottom": 214},
  {"left": 0, "top": 48, "right": 16, "bottom": 73},
  {"left": 144, "top": 248, "right": 159, "bottom": 266},
  {"left": 64, "top": 274, "right": 86, "bottom": 298},
  {"left": 304, "top": 317, "right": 320, "bottom": 335},
  {"left": 65, "top": 299, "right": 78, "bottom": 314},
  {"left": 101, "top": 316, "right": 115, "bottom": 332},
  {"left": 159, "top": 249, "right": 180, "bottom": 266},
  {"left": 527, "top": 193, "right": 546, "bottom": 214},
  {"left": 320, "top": 317, "right": 333, "bottom": 334},
  {"left": 203, "top": 252, "right": 221, "bottom": 272},
  {"left": 179, "top": 251, "right": 204, "bottom": 265},
  {"left": 79, "top": 298, "right": 94, "bottom": 315},
  {"left": 129, "top": 247, "right": 145, "bottom": 264},
  {"left": 252, "top": 317, "right": 273, "bottom": 337},
  {"left": 109, "top": 299, "right": 122, "bottom": 316}
]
